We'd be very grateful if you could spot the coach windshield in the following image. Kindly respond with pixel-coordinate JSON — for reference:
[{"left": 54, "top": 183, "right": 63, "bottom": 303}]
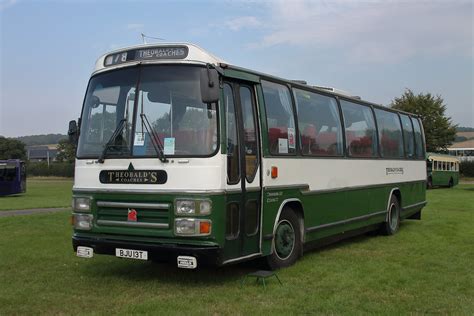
[{"left": 77, "top": 65, "right": 219, "bottom": 159}]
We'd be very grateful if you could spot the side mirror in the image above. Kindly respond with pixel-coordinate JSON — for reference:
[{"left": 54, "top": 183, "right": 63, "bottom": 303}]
[
  {"left": 68, "top": 120, "right": 79, "bottom": 144},
  {"left": 200, "top": 67, "right": 220, "bottom": 103}
]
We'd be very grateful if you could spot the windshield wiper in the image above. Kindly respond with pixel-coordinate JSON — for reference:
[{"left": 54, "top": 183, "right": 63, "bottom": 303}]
[
  {"left": 97, "top": 119, "right": 127, "bottom": 163},
  {"left": 139, "top": 113, "right": 168, "bottom": 163}
]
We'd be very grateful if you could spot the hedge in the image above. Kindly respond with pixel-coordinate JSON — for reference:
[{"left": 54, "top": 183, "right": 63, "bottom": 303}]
[
  {"left": 27, "top": 162, "right": 74, "bottom": 178},
  {"left": 460, "top": 161, "right": 474, "bottom": 177}
]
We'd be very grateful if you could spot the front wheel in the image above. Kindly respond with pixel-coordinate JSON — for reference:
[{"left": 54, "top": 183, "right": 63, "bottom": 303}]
[
  {"left": 380, "top": 195, "right": 400, "bottom": 236},
  {"left": 266, "top": 207, "right": 302, "bottom": 270}
]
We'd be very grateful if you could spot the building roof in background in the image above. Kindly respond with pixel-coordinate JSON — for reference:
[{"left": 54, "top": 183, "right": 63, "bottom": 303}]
[
  {"left": 27, "top": 146, "right": 58, "bottom": 159},
  {"left": 448, "top": 140, "right": 474, "bottom": 149}
]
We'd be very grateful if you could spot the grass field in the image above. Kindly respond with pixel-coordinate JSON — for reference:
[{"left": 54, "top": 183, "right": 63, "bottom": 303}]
[
  {"left": 0, "top": 185, "right": 473, "bottom": 314},
  {"left": 0, "top": 178, "right": 73, "bottom": 211}
]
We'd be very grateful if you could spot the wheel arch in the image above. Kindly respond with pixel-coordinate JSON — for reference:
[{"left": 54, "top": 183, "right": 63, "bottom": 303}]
[
  {"left": 386, "top": 187, "right": 401, "bottom": 222},
  {"left": 272, "top": 199, "right": 305, "bottom": 247}
]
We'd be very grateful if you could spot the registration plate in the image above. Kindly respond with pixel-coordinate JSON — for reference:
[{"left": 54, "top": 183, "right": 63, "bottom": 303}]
[
  {"left": 177, "top": 256, "right": 197, "bottom": 269},
  {"left": 115, "top": 248, "right": 148, "bottom": 260},
  {"left": 77, "top": 246, "right": 94, "bottom": 258}
]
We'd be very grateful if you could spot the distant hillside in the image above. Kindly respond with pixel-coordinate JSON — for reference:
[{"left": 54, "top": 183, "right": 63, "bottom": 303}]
[
  {"left": 15, "top": 134, "right": 67, "bottom": 146},
  {"left": 457, "top": 126, "right": 474, "bottom": 132}
]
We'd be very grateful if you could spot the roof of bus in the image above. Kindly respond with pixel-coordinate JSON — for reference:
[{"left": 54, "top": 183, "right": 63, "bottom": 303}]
[
  {"left": 93, "top": 42, "right": 226, "bottom": 74},
  {"left": 426, "top": 152, "right": 460, "bottom": 162},
  {"left": 93, "top": 43, "right": 420, "bottom": 118}
]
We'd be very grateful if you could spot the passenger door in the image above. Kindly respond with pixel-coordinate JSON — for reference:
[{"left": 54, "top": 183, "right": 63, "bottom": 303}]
[{"left": 223, "top": 81, "right": 261, "bottom": 261}]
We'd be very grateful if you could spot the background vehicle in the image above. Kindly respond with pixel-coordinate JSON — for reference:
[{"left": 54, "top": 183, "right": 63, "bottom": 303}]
[
  {"left": 70, "top": 43, "right": 427, "bottom": 269},
  {"left": 0, "top": 160, "right": 26, "bottom": 196},
  {"left": 426, "top": 153, "right": 459, "bottom": 188}
]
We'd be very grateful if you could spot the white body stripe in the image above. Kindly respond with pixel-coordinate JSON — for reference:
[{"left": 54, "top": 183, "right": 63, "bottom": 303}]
[
  {"left": 73, "top": 154, "right": 225, "bottom": 192},
  {"left": 262, "top": 158, "right": 425, "bottom": 190},
  {"left": 75, "top": 156, "right": 425, "bottom": 192}
]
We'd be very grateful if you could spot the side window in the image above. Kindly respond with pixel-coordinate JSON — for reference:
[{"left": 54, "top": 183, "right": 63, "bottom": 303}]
[
  {"left": 411, "top": 117, "right": 425, "bottom": 159},
  {"left": 224, "top": 84, "right": 240, "bottom": 184},
  {"left": 262, "top": 81, "right": 296, "bottom": 155},
  {"left": 340, "top": 100, "right": 378, "bottom": 157},
  {"left": 374, "top": 109, "right": 404, "bottom": 158},
  {"left": 240, "top": 86, "right": 258, "bottom": 182},
  {"left": 400, "top": 114, "right": 415, "bottom": 158},
  {"left": 293, "top": 88, "right": 344, "bottom": 156}
]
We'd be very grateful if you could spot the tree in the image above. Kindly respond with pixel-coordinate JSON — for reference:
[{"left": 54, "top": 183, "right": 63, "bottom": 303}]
[
  {"left": 0, "top": 137, "right": 27, "bottom": 160},
  {"left": 391, "top": 89, "right": 457, "bottom": 152},
  {"left": 56, "top": 139, "right": 76, "bottom": 163}
]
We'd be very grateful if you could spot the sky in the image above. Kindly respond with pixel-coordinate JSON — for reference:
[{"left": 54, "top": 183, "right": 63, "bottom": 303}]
[{"left": 0, "top": 0, "right": 473, "bottom": 137}]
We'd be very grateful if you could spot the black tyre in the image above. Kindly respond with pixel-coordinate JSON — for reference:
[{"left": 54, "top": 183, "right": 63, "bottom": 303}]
[
  {"left": 266, "top": 207, "right": 302, "bottom": 270},
  {"left": 448, "top": 178, "right": 454, "bottom": 188},
  {"left": 427, "top": 177, "right": 433, "bottom": 189},
  {"left": 380, "top": 195, "right": 400, "bottom": 236}
]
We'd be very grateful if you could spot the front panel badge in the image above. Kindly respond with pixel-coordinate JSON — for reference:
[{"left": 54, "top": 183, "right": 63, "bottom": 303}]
[{"left": 128, "top": 208, "right": 137, "bottom": 222}]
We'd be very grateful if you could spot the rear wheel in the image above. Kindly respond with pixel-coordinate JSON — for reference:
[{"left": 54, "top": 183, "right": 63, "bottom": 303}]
[
  {"left": 380, "top": 195, "right": 400, "bottom": 235},
  {"left": 266, "top": 207, "right": 302, "bottom": 270},
  {"left": 448, "top": 178, "right": 454, "bottom": 188},
  {"left": 427, "top": 177, "right": 433, "bottom": 189}
]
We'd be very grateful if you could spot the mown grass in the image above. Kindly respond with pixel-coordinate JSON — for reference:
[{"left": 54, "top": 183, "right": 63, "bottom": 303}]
[
  {"left": 0, "top": 185, "right": 473, "bottom": 314},
  {"left": 0, "top": 179, "right": 73, "bottom": 211}
]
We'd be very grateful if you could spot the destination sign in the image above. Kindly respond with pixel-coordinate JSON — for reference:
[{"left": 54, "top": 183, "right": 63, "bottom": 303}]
[
  {"left": 99, "top": 169, "right": 167, "bottom": 184},
  {"left": 104, "top": 46, "right": 189, "bottom": 67}
]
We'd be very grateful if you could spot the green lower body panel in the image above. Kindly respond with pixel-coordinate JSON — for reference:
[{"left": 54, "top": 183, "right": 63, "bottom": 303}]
[
  {"left": 260, "top": 180, "right": 426, "bottom": 256},
  {"left": 430, "top": 171, "right": 459, "bottom": 187}
]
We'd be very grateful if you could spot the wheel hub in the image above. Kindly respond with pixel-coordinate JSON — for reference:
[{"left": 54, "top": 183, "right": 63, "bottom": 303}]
[{"left": 275, "top": 221, "right": 295, "bottom": 259}]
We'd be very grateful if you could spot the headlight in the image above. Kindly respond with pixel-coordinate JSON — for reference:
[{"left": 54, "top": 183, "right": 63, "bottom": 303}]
[
  {"left": 175, "top": 199, "right": 212, "bottom": 216},
  {"left": 73, "top": 214, "right": 93, "bottom": 230},
  {"left": 175, "top": 219, "right": 211, "bottom": 236},
  {"left": 73, "top": 197, "right": 91, "bottom": 212},
  {"left": 176, "top": 200, "right": 195, "bottom": 215},
  {"left": 199, "top": 200, "right": 211, "bottom": 215}
]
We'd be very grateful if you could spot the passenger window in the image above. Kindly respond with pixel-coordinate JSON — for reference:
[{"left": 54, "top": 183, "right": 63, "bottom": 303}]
[
  {"left": 399, "top": 114, "right": 416, "bottom": 158},
  {"left": 262, "top": 81, "right": 296, "bottom": 155},
  {"left": 340, "top": 100, "right": 378, "bottom": 157},
  {"left": 374, "top": 109, "right": 404, "bottom": 158},
  {"left": 240, "top": 86, "right": 258, "bottom": 182},
  {"left": 411, "top": 117, "right": 425, "bottom": 159},
  {"left": 293, "top": 88, "right": 343, "bottom": 156},
  {"left": 224, "top": 84, "right": 240, "bottom": 184}
]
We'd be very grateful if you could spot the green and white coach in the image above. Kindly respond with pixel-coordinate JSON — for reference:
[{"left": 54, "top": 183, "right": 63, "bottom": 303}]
[{"left": 69, "top": 43, "right": 427, "bottom": 269}]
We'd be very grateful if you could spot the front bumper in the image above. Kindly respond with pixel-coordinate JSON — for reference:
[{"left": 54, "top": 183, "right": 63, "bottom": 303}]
[{"left": 72, "top": 235, "right": 222, "bottom": 266}]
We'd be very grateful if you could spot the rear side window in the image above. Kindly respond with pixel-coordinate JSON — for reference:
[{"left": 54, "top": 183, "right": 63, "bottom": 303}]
[
  {"left": 340, "top": 100, "right": 378, "bottom": 157},
  {"left": 411, "top": 117, "right": 425, "bottom": 158},
  {"left": 262, "top": 81, "right": 296, "bottom": 155},
  {"left": 374, "top": 109, "right": 404, "bottom": 158},
  {"left": 293, "top": 88, "right": 344, "bottom": 156},
  {"left": 399, "top": 114, "right": 415, "bottom": 158}
]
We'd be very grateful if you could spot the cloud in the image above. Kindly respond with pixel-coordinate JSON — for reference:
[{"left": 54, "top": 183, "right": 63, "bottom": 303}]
[
  {"left": 250, "top": 0, "right": 473, "bottom": 63},
  {"left": 126, "top": 23, "right": 144, "bottom": 30},
  {"left": 225, "top": 16, "right": 262, "bottom": 31},
  {"left": 0, "top": 0, "right": 18, "bottom": 11}
]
